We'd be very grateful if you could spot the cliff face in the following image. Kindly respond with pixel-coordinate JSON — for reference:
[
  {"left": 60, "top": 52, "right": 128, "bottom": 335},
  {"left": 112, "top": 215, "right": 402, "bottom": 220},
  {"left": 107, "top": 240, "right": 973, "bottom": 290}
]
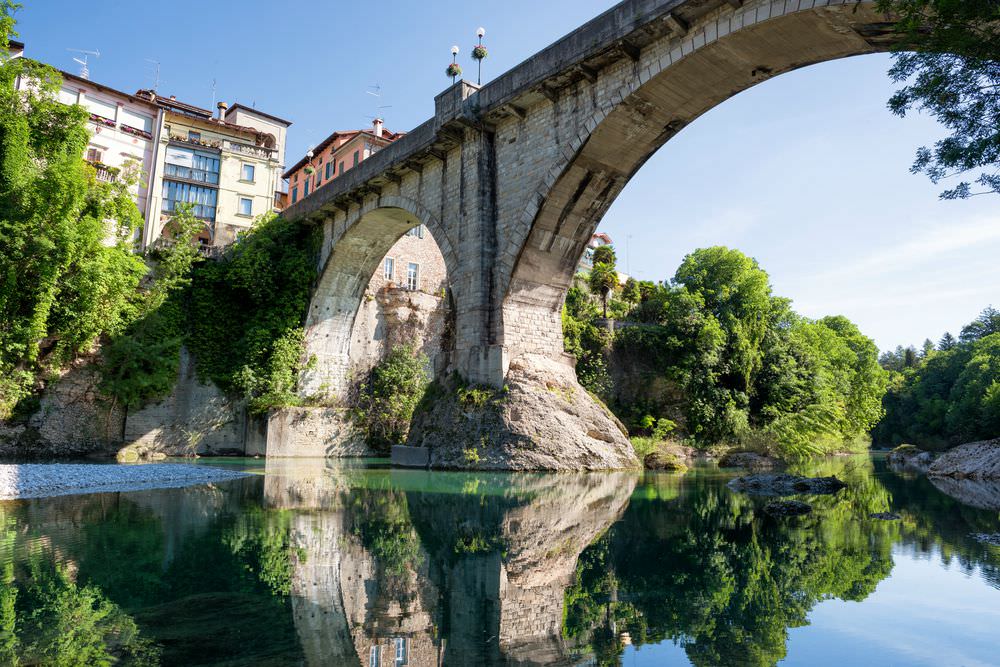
[{"left": 1, "top": 349, "right": 122, "bottom": 458}]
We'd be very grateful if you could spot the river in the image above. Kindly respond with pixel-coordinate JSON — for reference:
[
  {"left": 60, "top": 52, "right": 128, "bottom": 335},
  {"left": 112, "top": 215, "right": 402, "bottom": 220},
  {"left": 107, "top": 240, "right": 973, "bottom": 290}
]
[{"left": 1, "top": 454, "right": 998, "bottom": 666}]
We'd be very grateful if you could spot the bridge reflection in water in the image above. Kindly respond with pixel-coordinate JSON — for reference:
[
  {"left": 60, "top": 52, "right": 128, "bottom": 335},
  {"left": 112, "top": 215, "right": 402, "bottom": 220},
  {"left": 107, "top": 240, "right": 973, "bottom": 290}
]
[{"left": 263, "top": 460, "right": 637, "bottom": 666}]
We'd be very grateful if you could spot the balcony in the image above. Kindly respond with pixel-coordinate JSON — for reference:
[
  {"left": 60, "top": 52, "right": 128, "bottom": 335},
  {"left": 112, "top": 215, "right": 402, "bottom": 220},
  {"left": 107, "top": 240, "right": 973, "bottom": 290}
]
[
  {"left": 168, "top": 133, "right": 222, "bottom": 149},
  {"left": 86, "top": 160, "right": 119, "bottom": 183},
  {"left": 226, "top": 140, "right": 274, "bottom": 160}
]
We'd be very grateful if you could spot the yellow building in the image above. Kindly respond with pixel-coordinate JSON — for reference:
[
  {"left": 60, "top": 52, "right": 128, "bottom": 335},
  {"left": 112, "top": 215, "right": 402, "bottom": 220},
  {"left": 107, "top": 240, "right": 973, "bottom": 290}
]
[{"left": 136, "top": 91, "right": 290, "bottom": 248}]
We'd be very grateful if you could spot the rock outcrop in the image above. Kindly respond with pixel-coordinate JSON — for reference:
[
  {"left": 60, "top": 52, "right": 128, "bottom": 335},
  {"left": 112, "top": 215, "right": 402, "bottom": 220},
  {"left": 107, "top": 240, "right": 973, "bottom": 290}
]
[
  {"left": 406, "top": 354, "right": 638, "bottom": 471},
  {"left": 727, "top": 473, "right": 847, "bottom": 496},
  {"left": 928, "top": 438, "right": 1000, "bottom": 479}
]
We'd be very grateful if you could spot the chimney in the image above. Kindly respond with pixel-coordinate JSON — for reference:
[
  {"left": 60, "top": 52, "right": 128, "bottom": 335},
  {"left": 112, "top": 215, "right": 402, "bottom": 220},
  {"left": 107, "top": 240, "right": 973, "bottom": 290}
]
[
  {"left": 169, "top": 95, "right": 176, "bottom": 100},
  {"left": 373, "top": 118, "right": 383, "bottom": 138},
  {"left": 217, "top": 101, "right": 228, "bottom": 120}
]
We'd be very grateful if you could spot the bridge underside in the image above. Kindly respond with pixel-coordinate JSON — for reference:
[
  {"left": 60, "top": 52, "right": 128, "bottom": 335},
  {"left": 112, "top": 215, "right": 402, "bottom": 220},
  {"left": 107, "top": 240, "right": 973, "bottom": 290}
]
[{"left": 284, "top": 0, "right": 893, "bottom": 468}]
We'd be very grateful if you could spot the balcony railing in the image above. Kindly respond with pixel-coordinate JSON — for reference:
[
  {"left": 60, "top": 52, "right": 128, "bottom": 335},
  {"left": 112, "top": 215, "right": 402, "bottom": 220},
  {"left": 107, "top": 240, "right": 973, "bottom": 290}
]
[
  {"left": 168, "top": 133, "right": 222, "bottom": 149},
  {"left": 85, "top": 160, "right": 119, "bottom": 183},
  {"left": 165, "top": 163, "right": 220, "bottom": 185},
  {"left": 226, "top": 141, "right": 274, "bottom": 159}
]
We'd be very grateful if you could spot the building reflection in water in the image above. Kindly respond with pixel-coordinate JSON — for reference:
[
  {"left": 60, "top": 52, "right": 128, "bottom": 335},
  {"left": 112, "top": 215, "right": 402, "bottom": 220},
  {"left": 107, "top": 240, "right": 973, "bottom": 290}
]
[{"left": 263, "top": 459, "right": 638, "bottom": 666}]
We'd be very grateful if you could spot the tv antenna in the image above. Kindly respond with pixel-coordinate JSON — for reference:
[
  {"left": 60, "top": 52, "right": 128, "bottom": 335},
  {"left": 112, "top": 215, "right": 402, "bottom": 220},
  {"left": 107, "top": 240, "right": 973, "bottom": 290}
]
[
  {"left": 145, "top": 58, "right": 161, "bottom": 92},
  {"left": 365, "top": 83, "right": 392, "bottom": 121},
  {"left": 67, "top": 48, "right": 100, "bottom": 79}
]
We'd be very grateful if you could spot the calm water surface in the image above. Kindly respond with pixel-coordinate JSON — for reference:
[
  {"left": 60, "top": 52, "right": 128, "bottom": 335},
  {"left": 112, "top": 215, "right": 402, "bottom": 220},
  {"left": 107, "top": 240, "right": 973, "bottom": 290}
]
[{"left": 1, "top": 455, "right": 998, "bottom": 666}]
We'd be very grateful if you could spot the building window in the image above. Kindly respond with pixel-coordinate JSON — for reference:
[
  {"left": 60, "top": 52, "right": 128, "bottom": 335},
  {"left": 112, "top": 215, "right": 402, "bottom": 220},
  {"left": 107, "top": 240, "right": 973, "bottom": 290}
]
[
  {"left": 405, "top": 225, "right": 425, "bottom": 239},
  {"left": 165, "top": 146, "right": 220, "bottom": 184},
  {"left": 316, "top": 174, "right": 321, "bottom": 188},
  {"left": 394, "top": 637, "right": 408, "bottom": 666},
  {"left": 325, "top": 162, "right": 333, "bottom": 179},
  {"left": 162, "top": 181, "right": 217, "bottom": 220},
  {"left": 291, "top": 186, "right": 298, "bottom": 204},
  {"left": 85, "top": 147, "right": 103, "bottom": 163},
  {"left": 369, "top": 646, "right": 380, "bottom": 667},
  {"left": 188, "top": 131, "right": 201, "bottom": 142},
  {"left": 238, "top": 197, "right": 253, "bottom": 216},
  {"left": 339, "top": 161, "right": 344, "bottom": 175},
  {"left": 406, "top": 262, "right": 419, "bottom": 291},
  {"left": 384, "top": 257, "right": 394, "bottom": 280},
  {"left": 303, "top": 179, "right": 310, "bottom": 197},
  {"left": 241, "top": 163, "right": 255, "bottom": 182},
  {"left": 353, "top": 150, "right": 359, "bottom": 167}
]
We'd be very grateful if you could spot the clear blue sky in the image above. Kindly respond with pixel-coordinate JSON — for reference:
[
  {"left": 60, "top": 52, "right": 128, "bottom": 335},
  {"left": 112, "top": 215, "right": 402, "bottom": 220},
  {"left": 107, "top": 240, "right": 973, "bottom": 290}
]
[{"left": 15, "top": 1, "right": 999, "bottom": 351}]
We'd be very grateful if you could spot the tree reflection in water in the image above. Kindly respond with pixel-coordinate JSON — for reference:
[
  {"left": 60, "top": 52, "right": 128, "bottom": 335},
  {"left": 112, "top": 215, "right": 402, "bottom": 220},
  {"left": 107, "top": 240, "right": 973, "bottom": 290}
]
[{"left": 0, "top": 455, "right": 996, "bottom": 666}]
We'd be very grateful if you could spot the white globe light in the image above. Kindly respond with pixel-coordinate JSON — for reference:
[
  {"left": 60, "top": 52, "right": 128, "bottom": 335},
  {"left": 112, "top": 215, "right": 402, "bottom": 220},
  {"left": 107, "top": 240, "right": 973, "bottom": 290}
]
[
  {"left": 451, "top": 45, "right": 460, "bottom": 55},
  {"left": 477, "top": 27, "right": 486, "bottom": 38}
]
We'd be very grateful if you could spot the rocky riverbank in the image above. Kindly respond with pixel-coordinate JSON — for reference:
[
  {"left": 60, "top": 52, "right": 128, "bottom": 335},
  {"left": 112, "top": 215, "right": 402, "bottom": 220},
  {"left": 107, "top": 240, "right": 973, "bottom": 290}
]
[{"left": 0, "top": 463, "right": 251, "bottom": 500}]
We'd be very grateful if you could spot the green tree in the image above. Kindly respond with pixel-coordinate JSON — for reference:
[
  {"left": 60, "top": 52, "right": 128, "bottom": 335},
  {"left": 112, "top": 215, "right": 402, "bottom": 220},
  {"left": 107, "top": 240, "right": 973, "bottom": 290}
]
[
  {"left": 939, "top": 331, "right": 957, "bottom": 350},
  {"left": 959, "top": 305, "right": 1000, "bottom": 342},
  {"left": 351, "top": 345, "right": 430, "bottom": 453},
  {"left": 877, "top": 0, "right": 1000, "bottom": 198},
  {"left": 0, "top": 11, "right": 149, "bottom": 418}
]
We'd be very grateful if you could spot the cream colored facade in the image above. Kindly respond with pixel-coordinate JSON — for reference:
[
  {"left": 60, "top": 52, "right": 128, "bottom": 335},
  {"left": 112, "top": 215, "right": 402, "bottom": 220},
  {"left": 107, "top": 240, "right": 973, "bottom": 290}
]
[{"left": 140, "top": 94, "right": 290, "bottom": 248}]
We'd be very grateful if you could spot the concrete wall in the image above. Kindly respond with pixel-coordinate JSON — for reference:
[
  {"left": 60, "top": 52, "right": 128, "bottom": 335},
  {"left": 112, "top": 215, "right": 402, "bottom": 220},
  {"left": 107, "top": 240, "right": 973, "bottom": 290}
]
[{"left": 124, "top": 348, "right": 247, "bottom": 456}]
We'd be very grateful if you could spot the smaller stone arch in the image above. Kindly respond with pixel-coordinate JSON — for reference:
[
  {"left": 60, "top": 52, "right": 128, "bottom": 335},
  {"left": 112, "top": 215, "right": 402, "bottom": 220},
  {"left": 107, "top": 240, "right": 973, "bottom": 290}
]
[{"left": 299, "top": 198, "right": 455, "bottom": 400}]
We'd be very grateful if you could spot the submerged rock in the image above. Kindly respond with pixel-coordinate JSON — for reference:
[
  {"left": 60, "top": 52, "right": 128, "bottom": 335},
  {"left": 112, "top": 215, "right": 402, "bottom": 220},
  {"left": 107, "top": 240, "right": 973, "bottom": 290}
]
[
  {"left": 764, "top": 500, "right": 812, "bottom": 517},
  {"left": 886, "top": 444, "right": 935, "bottom": 473},
  {"left": 718, "top": 451, "right": 785, "bottom": 471},
  {"left": 869, "top": 512, "right": 902, "bottom": 521},
  {"left": 406, "top": 354, "right": 639, "bottom": 471},
  {"left": 727, "top": 473, "right": 847, "bottom": 496},
  {"left": 928, "top": 438, "right": 1000, "bottom": 480}
]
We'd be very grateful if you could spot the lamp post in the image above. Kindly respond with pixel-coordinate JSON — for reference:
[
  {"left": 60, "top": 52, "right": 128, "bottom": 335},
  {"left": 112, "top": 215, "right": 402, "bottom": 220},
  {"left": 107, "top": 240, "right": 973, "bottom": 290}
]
[
  {"left": 471, "top": 27, "right": 488, "bottom": 85},
  {"left": 447, "top": 45, "right": 462, "bottom": 84}
]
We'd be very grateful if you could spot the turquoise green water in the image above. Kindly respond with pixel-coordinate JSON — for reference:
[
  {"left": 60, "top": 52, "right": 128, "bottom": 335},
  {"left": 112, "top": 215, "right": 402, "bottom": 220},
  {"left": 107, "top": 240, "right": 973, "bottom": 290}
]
[{"left": 0, "top": 455, "right": 998, "bottom": 666}]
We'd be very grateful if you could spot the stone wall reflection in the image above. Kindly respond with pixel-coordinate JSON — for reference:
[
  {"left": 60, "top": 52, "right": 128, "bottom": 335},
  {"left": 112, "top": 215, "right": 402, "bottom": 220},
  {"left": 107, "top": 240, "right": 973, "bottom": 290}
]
[{"left": 264, "top": 460, "right": 636, "bottom": 666}]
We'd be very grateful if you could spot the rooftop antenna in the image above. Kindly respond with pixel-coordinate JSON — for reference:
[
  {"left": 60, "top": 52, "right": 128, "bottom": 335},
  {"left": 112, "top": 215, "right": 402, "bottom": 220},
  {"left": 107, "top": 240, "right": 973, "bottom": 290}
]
[
  {"left": 145, "top": 58, "right": 161, "bottom": 92},
  {"left": 67, "top": 48, "right": 100, "bottom": 79},
  {"left": 365, "top": 83, "right": 392, "bottom": 122}
]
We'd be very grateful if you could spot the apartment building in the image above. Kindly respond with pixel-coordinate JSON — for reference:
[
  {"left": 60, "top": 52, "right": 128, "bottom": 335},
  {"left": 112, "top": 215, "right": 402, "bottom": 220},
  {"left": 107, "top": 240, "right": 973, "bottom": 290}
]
[
  {"left": 18, "top": 70, "right": 164, "bottom": 228},
  {"left": 136, "top": 92, "right": 291, "bottom": 248},
  {"left": 283, "top": 119, "right": 401, "bottom": 206}
]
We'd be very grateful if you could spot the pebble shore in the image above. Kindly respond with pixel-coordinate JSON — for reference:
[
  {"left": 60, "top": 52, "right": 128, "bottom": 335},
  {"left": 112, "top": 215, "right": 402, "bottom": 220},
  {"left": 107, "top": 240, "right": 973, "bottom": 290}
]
[{"left": 0, "top": 463, "right": 251, "bottom": 500}]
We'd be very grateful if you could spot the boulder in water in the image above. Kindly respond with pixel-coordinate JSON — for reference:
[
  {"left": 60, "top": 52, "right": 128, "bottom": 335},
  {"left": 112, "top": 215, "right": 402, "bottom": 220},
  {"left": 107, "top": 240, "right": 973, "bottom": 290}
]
[
  {"left": 718, "top": 451, "right": 785, "bottom": 471},
  {"left": 928, "top": 438, "right": 1000, "bottom": 480}
]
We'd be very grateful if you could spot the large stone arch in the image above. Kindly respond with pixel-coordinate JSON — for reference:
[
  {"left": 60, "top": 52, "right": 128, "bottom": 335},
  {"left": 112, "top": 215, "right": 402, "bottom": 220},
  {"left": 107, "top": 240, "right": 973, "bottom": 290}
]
[
  {"left": 300, "top": 195, "right": 455, "bottom": 399},
  {"left": 499, "top": 0, "right": 892, "bottom": 363}
]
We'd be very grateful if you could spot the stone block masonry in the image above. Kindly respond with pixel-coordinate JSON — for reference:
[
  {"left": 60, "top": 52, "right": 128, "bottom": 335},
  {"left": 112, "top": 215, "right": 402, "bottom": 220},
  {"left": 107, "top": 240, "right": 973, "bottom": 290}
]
[{"left": 279, "top": 0, "right": 893, "bottom": 469}]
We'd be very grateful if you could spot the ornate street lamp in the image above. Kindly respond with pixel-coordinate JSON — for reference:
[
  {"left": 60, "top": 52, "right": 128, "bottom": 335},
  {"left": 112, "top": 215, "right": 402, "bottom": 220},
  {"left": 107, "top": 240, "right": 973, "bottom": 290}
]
[
  {"left": 447, "top": 45, "right": 462, "bottom": 84},
  {"left": 472, "top": 27, "right": 488, "bottom": 85}
]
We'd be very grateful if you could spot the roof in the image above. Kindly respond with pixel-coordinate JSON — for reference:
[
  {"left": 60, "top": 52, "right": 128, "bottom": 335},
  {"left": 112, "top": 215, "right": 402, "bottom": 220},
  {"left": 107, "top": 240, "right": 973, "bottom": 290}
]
[
  {"left": 58, "top": 70, "right": 160, "bottom": 110},
  {"left": 8, "top": 40, "right": 23, "bottom": 51},
  {"left": 225, "top": 103, "right": 292, "bottom": 127},
  {"left": 135, "top": 89, "right": 213, "bottom": 118},
  {"left": 283, "top": 127, "right": 402, "bottom": 179}
]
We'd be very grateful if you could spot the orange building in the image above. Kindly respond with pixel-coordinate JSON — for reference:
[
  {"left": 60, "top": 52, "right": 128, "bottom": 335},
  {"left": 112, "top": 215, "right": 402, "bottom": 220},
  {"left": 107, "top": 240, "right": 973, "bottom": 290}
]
[{"left": 283, "top": 119, "right": 402, "bottom": 206}]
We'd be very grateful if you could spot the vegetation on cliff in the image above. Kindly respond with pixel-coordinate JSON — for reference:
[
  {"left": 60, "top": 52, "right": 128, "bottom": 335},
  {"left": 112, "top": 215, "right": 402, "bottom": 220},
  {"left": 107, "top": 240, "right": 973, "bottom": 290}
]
[
  {"left": 564, "top": 246, "right": 888, "bottom": 458},
  {"left": 874, "top": 307, "right": 1000, "bottom": 450},
  {"left": 0, "top": 15, "right": 148, "bottom": 420},
  {"left": 350, "top": 345, "right": 430, "bottom": 453}
]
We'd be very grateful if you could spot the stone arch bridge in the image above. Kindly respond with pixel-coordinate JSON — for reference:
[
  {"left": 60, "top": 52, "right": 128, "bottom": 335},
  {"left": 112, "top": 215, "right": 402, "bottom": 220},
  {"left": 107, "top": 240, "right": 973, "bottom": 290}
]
[{"left": 280, "top": 0, "right": 895, "bottom": 469}]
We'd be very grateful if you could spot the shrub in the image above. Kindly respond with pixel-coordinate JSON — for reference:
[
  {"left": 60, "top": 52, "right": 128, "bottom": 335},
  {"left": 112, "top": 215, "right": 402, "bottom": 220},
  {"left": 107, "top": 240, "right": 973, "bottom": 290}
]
[{"left": 351, "top": 345, "right": 430, "bottom": 454}]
